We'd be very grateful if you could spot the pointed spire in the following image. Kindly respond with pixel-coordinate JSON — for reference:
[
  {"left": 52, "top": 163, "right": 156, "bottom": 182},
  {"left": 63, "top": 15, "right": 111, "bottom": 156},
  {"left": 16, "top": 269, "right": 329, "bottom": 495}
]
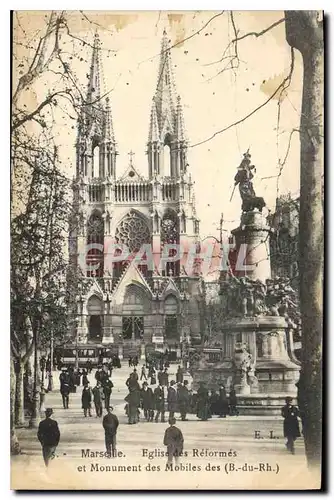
[
  {"left": 104, "top": 96, "right": 115, "bottom": 143},
  {"left": 176, "top": 95, "right": 187, "bottom": 142},
  {"left": 154, "top": 29, "right": 177, "bottom": 133},
  {"left": 86, "top": 31, "right": 105, "bottom": 104},
  {"left": 148, "top": 99, "right": 160, "bottom": 142}
]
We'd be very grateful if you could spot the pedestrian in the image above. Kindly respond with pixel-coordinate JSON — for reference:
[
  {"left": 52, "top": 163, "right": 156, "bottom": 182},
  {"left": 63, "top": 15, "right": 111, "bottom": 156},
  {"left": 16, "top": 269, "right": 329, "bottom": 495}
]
[
  {"left": 140, "top": 365, "right": 147, "bottom": 381},
  {"left": 281, "top": 396, "right": 301, "bottom": 454},
  {"left": 125, "top": 386, "right": 141, "bottom": 424},
  {"left": 82, "top": 382, "right": 92, "bottom": 417},
  {"left": 37, "top": 408, "right": 60, "bottom": 467},
  {"left": 103, "top": 378, "right": 114, "bottom": 409},
  {"left": 60, "top": 380, "right": 70, "bottom": 409},
  {"left": 177, "top": 380, "right": 190, "bottom": 421},
  {"left": 167, "top": 380, "right": 178, "bottom": 420},
  {"left": 162, "top": 368, "right": 169, "bottom": 387},
  {"left": 229, "top": 388, "right": 238, "bottom": 416},
  {"left": 163, "top": 417, "right": 184, "bottom": 466},
  {"left": 176, "top": 365, "right": 184, "bottom": 384},
  {"left": 132, "top": 368, "right": 139, "bottom": 381},
  {"left": 92, "top": 381, "right": 105, "bottom": 417},
  {"left": 196, "top": 382, "right": 210, "bottom": 421},
  {"left": 103, "top": 406, "right": 119, "bottom": 458},
  {"left": 218, "top": 385, "right": 229, "bottom": 418},
  {"left": 154, "top": 384, "right": 165, "bottom": 423},
  {"left": 128, "top": 356, "right": 132, "bottom": 368},
  {"left": 87, "top": 358, "right": 92, "bottom": 373},
  {"left": 82, "top": 368, "right": 89, "bottom": 386},
  {"left": 141, "top": 382, "right": 155, "bottom": 421},
  {"left": 209, "top": 390, "right": 219, "bottom": 417}
]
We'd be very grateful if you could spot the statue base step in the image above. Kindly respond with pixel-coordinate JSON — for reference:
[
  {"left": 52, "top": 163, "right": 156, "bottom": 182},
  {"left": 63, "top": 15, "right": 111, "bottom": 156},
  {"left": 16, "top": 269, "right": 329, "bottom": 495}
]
[{"left": 234, "top": 393, "right": 297, "bottom": 416}]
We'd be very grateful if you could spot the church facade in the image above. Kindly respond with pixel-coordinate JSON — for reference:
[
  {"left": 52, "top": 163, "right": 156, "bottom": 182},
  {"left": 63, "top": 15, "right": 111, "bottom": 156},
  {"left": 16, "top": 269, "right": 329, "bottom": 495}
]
[{"left": 69, "top": 31, "right": 202, "bottom": 360}]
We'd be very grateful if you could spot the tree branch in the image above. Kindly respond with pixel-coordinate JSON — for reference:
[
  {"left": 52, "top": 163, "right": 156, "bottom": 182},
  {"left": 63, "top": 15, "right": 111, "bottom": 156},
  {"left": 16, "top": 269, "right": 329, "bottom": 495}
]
[
  {"left": 231, "top": 17, "right": 285, "bottom": 43},
  {"left": 191, "top": 45, "right": 295, "bottom": 148}
]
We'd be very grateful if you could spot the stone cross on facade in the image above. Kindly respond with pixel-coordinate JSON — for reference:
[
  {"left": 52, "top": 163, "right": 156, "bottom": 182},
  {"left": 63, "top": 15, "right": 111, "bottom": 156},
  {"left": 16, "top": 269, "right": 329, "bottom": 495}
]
[{"left": 128, "top": 150, "right": 135, "bottom": 167}]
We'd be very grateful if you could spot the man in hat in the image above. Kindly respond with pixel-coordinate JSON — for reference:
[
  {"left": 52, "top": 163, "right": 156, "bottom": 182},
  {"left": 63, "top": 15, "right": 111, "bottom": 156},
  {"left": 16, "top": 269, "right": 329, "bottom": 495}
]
[
  {"left": 37, "top": 408, "right": 60, "bottom": 467},
  {"left": 103, "top": 406, "right": 119, "bottom": 457},
  {"left": 177, "top": 380, "right": 190, "bottom": 421},
  {"left": 163, "top": 417, "right": 184, "bottom": 466},
  {"left": 167, "top": 380, "right": 178, "bottom": 420},
  {"left": 281, "top": 396, "right": 301, "bottom": 454},
  {"left": 140, "top": 382, "right": 154, "bottom": 421}
]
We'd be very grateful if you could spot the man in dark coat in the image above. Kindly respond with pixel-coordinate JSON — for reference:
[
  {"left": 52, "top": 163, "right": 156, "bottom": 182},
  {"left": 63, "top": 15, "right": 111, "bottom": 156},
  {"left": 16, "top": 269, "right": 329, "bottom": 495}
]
[
  {"left": 37, "top": 408, "right": 60, "bottom": 467},
  {"left": 178, "top": 380, "right": 190, "bottom": 421},
  {"left": 218, "top": 385, "right": 229, "bottom": 418},
  {"left": 103, "top": 378, "right": 114, "bottom": 409},
  {"left": 125, "top": 386, "right": 141, "bottom": 424},
  {"left": 163, "top": 417, "right": 184, "bottom": 466},
  {"left": 176, "top": 365, "right": 184, "bottom": 384},
  {"left": 141, "top": 382, "right": 155, "bottom": 421},
  {"left": 103, "top": 406, "right": 119, "bottom": 457},
  {"left": 197, "top": 382, "right": 210, "bottom": 421},
  {"left": 140, "top": 365, "right": 147, "bottom": 381},
  {"left": 281, "top": 396, "right": 301, "bottom": 454},
  {"left": 167, "top": 380, "right": 178, "bottom": 419},
  {"left": 154, "top": 384, "right": 165, "bottom": 423},
  {"left": 82, "top": 382, "right": 92, "bottom": 417},
  {"left": 92, "top": 381, "right": 105, "bottom": 417},
  {"left": 161, "top": 368, "right": 169, "bottom": 387},
  {"left": 60, "top": 379, "right": 70, "bottom": 409},
  {"left": 229, "top": 388, "right": 238, "bottom": 416}
]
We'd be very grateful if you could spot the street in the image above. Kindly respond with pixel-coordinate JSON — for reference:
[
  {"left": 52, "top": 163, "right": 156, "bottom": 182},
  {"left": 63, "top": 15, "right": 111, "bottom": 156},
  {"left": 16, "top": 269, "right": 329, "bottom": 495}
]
[{"left": 11, "top": 364, "right": 317, "bottom": 490}]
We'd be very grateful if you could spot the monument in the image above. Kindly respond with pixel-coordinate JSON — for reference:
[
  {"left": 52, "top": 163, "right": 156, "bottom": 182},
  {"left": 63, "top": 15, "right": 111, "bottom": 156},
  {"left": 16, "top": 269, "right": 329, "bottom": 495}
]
[{"left": 190, "top": 151, "right": 300, "bottom": 415}]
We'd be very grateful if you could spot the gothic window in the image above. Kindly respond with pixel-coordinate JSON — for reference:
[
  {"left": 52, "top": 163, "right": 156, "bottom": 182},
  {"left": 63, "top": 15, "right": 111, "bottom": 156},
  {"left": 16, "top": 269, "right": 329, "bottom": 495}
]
[
  {"left": 93, "top": 145, "right": 99, "bottom": 178},
  {"left": 164, "top": 143, "right": 171, "bottom": 176},
  {"left": 122, "top": 317, "right": 144, "bottom": 341},
  {"left": 161, "top": 211, "right": 180, "bottom": 276},
  {"left": 114, "top": 212, "right": 151, "bottom": 277},
  {"left": 115, "top": 212, "right": 151, "bottom": 252},
  {"left": 86, "top": 212, "right": 104, "bottom": 277},
  {"left": 89, "top": 315, "right": 102, "bottom": 341}
]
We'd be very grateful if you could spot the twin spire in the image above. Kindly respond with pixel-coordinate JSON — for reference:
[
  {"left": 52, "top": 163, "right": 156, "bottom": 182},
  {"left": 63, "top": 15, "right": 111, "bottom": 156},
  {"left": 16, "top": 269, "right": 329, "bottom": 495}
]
[{"left": 78, "top": 29, "right": 188, "bottom": 178}]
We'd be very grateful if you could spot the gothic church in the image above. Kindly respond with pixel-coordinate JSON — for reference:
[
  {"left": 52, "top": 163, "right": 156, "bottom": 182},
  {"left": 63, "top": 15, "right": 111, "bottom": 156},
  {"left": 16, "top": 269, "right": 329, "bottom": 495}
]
[{"left": 70, "top": 30, "right": 202, "bottom": 359}]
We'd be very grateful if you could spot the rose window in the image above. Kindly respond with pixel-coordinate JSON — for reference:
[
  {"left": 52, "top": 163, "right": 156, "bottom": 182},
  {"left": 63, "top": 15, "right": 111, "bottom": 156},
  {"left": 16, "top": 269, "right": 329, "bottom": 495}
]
[{"left": 115, "top": 212, "right": 151, "bottom": 252}]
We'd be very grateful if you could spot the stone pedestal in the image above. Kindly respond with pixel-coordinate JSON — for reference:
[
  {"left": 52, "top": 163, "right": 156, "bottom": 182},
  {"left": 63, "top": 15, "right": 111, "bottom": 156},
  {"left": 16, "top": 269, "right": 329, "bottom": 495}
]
[
  {"left": 140, "top": 343, "right": 146, "bottom": 361},
  {"left": 232, "top": 210, "right": 272, "bottom": 282}
]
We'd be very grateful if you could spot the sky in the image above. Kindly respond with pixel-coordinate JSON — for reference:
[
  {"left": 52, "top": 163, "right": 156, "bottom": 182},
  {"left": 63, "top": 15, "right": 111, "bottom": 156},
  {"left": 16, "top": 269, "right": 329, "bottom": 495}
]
[{"left": 14, "top": 10, "right": 303, "bottom": 238}]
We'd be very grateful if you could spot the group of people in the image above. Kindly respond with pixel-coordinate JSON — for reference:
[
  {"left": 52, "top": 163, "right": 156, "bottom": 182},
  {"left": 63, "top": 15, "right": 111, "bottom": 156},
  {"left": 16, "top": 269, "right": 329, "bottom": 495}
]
[{"left": 122, "top": 367, "right": 239, "bottom": 425}]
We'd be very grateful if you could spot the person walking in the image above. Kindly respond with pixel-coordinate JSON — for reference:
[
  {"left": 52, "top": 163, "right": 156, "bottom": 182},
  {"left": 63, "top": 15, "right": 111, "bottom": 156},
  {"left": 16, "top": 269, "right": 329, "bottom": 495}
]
[
  {"left": 92, "top": 381, "right": 104, "bottom": 417},
  {"left": 154, "top": 384, "right": 165, "bottom": 423},
  {"left": 167, "top": 380, "right": 178, "bottom": 420},
  {"left": 103, "top": 378, "right": 114, "bottom": 410},
  {"left": 82, "top": 382, "right": 92, "bottom": 417},
  {"left": 37, "top": 408, "right": 60, "bottom": 467},
  {"left": 281, "top": 396, "right": 301, "bottom": 454},
  {"left": 140, "top": 365, "right": 147, "bottom": 381},
  {"left": 163, "top": 417, "right": 184, "bottom": 467},
  {"left": 60, "top": 380, "right": 70, "bottom": 409},
  {"left": 102, "top": 406, "right": 119, "bottom": 458}
]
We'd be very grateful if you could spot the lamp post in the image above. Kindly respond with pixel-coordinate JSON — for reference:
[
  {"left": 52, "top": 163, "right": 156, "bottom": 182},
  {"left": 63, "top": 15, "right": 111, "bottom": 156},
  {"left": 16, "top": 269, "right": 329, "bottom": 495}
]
[{"left": 75, "top": 317, "right": 79, "bottom": 370}]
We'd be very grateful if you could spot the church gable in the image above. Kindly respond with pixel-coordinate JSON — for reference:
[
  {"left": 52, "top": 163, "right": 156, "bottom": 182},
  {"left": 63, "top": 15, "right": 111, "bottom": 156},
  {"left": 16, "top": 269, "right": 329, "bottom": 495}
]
[
  {"left": 112, "top": 263, "right": 153, "bottom": 306},
  {"left": 118, "top": 164, "right": 144, "bottom": 182},
  {"left": 160, "top": 278, "right": 180, "bottom": 299}
]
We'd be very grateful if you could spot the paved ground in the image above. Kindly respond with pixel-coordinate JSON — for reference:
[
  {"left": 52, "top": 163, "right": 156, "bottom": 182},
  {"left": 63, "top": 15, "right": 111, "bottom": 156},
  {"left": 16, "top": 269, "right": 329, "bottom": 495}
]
[{"left": 11, "top": 365, "right": 319, "bottom": 490}]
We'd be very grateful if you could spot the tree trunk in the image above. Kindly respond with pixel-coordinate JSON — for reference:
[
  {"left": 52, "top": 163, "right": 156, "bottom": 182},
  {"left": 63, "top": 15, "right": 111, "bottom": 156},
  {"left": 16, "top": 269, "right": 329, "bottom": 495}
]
[
  {"left": 10, "top": 356, "right": 21, "bottom": 455},
  {"left": 285, "top": 11, "right": 323, "bottom": 468},
  {"left": 15, "top": 360, "right": 25, "bottom": 426}
]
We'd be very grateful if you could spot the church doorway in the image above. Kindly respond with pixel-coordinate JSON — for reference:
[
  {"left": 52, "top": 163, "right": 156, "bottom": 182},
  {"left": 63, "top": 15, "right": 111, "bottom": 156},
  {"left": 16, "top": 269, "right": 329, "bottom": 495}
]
[{"left": 87, "top": 295, "right": 103, "bottom": 342}]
